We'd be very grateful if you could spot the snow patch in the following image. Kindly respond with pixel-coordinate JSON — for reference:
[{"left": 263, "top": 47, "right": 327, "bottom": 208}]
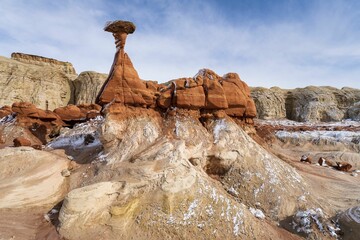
[
  {"left": 0, "top": 114, "right": 15, "bottom": 124},
  {"left": 292, "top": 208, "right": 324, "bottom": 234},
  {"left": 276, "top": 130, "right": 360, "bottom": 144},
  {"left": 47, "top": 116, "right": 103, "bottom": 149},
  {"left": 183, "top": 199, "right": 199, "bottom": 222},
  {"left": 249, "top": 207, "right": 265, "bottom": 219},
  {"left": 213, "top": 119, "right": 227, "bottom": 143}
]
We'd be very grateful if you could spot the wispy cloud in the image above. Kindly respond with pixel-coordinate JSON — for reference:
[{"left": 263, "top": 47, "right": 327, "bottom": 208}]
[{"left": 0, "top": 0, "right": 359, "bottom": 88}]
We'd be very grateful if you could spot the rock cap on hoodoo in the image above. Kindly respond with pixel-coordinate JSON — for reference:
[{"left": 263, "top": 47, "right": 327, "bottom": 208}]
[{"left": 104, "top": 20, "right": 136, "bottom": 34}]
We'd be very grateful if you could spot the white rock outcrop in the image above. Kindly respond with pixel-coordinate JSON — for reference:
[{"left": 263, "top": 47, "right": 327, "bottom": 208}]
[
  {"left": 0, "top": 55, "right": 76, "bottom": 110},
  {"left": 0, "top": 147, "right": 69, "bottom": 208}
]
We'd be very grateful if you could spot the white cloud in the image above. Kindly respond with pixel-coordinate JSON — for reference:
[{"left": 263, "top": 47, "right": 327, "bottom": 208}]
[{"left": 0, "top": 0, "right": 359, "bottom": 88}]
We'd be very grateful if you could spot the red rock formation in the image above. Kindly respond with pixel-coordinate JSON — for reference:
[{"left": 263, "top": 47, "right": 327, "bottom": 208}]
[
  {"left": 96, "top": 20, "right": 156, "bottom": 107},
  {"left": 95, "top": 20, "right": 256, "bottom": 121},
  {"left": 54, "top": 104, "right": 101, "bottom": 122},
  {"left": 54, "top": 105, "right": 84, "bottom": 121},
  {"left": 164, "top": 69, "right": 256, "bottom": 120},
  {"left": 12, "top": 102, "right": 63, "bottom": 144},
  {"left": 78, "top": 104, "right": 101, "bottom": 119},
  {"left": 13, "top": 137, "right": 32, "bottom": 147},
  {"left": 0, "top": 105, "right": 12, "bottom": 119}
]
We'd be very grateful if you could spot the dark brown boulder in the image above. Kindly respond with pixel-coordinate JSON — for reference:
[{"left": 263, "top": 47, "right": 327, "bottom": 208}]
[
  {"left": 336, "top": 162, "right": 352, "bottom": 172},
  {"left": 13, "top": 137, "right": 32, "bottom": 147}
]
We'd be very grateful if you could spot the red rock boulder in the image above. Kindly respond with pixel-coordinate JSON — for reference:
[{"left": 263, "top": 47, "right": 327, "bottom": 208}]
[
  {"left": 54, "top": 105, "right": 84, "bottom": 121},
  {"left": 13, "top": 137, "right": 32, "bottom": 147},
  {"left": 0, "top": 105, "right": 12, "bottom": 119},
  {"left": 12, "top": 102, "right": 63, "bottom": 144}
]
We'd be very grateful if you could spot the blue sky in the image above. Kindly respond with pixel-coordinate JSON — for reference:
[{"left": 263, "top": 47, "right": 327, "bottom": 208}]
[{"left": 0, "top": 0, "right": 359, "bottom": 88}]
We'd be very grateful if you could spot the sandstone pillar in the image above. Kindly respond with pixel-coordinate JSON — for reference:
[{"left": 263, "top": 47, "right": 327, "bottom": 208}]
[{"left": 96, "top": 20, "right": 155, "bottom": 107}]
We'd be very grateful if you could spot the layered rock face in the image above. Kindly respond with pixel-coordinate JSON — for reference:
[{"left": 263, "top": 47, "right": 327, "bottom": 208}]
[
  {"left": 0, "top": 54, "right": 76, "bottom": 110},
  {"left": 157, "top": 70, "right": 256, "bottom": 119},
  {"left": 95, "top": 20, "right": 256, "bottom": 121},
  {"left": 73, "top": 71, "right": 107, "bottom": 104},
  {"left": 251, "top": 86, "right": 360, "bottom": 122},
  {"left": 11, "top": 52, "right": 76, "bottom": 75}
]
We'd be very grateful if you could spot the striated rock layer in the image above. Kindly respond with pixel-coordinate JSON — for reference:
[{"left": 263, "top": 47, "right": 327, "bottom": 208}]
[
  {"left": 0, "top": 54, "right": 76, "bottom": 110},
  {"left": 251, "top": 86, "right": 360, "bottom": 122},
  {"left": 11, "top": 52, "right": 76, "bottom": 75},
  {"left": 73, "top": 71, "right": 107, "bottom": 104}
]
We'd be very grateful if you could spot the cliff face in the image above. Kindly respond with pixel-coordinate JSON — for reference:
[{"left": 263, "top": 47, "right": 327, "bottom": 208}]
[
  {"left": 73, "top": 71, "right": 107, "bottom": 105},
  {"left": 251, "top": 86, "right": 360, "bottom": 122},
  {"left": 0, "top": 54, "right": 77, "bottom": 110},
  {"left": 11, "top": 52, "right": 76, "bottom": 76}
]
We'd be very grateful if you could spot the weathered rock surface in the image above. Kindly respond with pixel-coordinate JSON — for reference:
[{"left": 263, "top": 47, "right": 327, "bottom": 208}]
[
  {"left": 0, "top": 147, "right": 69, "bottom": 208},
  {"left": 13, "top": 136, "right": 32, "bottom": 147},
  {"left": 11, "top": 52, "right": 76, "bottom": 75},
  {"left": 251, "top": 87, "right": 288, "bottom": 119},
  {"left": 337, "top": 206, "right": 360, "bottom": 240},
  {"left": 251, "top": 86, "right": 360, "bottom": 122},
  {"left": 347, "top": 101, "right": 360, "bottom": 121},
  {"left": 12, "top": 102, "right": 63, "bottom": 144},
  {"left": 96, "top": 52, "right": 156, "bottom": 107},
  {"left": 162, "top": 69, "right": 257, "bottom": 119},
  {"left": 73, "top": 71, "right": 107, "bottom": 104},
  {"left": 0, "top": 54, "right": 76, "bottom": 110},
  {"left": 57, "top": 106, "right": 306, "bottom": 239},
  {"left": 0, "top": 147, "right": 69, "bottom": 240}
]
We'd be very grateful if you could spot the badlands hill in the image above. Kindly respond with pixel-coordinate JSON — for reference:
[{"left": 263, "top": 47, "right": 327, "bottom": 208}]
[{"left": 0, "top": 20, "right": 360, "bottom": 240}]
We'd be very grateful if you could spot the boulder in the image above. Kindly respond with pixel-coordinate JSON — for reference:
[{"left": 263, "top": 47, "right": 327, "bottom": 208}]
[
  {"left": 11, "top": 102, "right": 63, "bottom": 144},
  {"left": 300, "top": 155, "right": 312, "bottom": 164},
  {"left": 13, "top": 137, "right": 32, "bottom": 147},
  {"left": 54, "top": 105, "right": 84, "bottom": 121},
  {"left": 0, "top": 147, "right": 69, "bottom": 208},
  {"left": 175, "top": 86, "right": 205, "bottom": 109},
  {"left": 335, "top": 162, "right": 352, "bottom": 172}
]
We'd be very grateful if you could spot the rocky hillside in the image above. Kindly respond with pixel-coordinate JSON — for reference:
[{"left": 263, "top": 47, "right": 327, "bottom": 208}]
[{"left": 251, "top": 86, "right": 360, "bottom": 122}]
